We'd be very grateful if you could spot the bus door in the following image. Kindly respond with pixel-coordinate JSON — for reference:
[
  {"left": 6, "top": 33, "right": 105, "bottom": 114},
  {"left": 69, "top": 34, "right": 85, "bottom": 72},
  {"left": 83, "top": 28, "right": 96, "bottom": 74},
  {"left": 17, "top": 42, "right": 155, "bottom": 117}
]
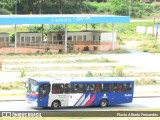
[{"left": 38, "top": 83, "right": 50, "bottom": 107}]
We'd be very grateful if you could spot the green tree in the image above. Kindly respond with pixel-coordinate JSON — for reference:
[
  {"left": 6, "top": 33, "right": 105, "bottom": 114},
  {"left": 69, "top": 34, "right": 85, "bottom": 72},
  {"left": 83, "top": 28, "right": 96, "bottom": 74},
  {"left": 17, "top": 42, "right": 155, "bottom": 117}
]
[{"left": 108, "top": 0, "right": 129, "bottom": 15}]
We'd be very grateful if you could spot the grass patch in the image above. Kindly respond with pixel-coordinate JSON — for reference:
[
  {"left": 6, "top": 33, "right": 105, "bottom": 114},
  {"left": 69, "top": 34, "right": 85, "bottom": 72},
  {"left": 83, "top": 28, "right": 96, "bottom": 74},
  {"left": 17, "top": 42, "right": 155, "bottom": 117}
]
[
  {"left": 84, "top": 49, "right": 129, "bottom": 54},
  {"left": 70, "top": 57, "right": 114, "bottom": 63},
  {"left": 112, "top": 66, "right": 125, "bottom": 77},
  {"left": 85, "top": 71, "right": 94, "bottom": 77},
  {"left": 19, "top": 67, "right": 26, "bottom": 77},
  {"left": 0, "top": 53, "right": 89, "bottom": 59},
  {"left": 138, "top": 41, "right": 160, "bottom": 53},
  {"left": 135, "top": 78, "right": 158, "bottom": 85},
  {"left": 0, "top": 93, "right": 25, "bottom": 97},
  {"left": 0, "top": 81, "right": 25, "bottom": 90}
]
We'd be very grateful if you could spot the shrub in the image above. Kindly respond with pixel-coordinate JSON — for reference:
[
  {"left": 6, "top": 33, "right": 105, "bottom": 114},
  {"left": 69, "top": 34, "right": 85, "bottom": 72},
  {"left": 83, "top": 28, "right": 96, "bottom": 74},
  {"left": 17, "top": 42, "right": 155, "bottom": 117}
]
[
  {"left": 113, "top": 66, "right": 125, "bottom": 77},
  {"left": 135, "top": 78, "right": 157, "bottom": 85},
  {"left": 19, "top": 68, "right": 26, "bottom": 78},
  {"left": 0, "top": 8, "right": 11, "bottom": 14},
  {"left": 1, "top": 84, "right": 10, "bottom": 90},
  {"left": 86, "top": 71, "right": 93, "bottom": 77}
]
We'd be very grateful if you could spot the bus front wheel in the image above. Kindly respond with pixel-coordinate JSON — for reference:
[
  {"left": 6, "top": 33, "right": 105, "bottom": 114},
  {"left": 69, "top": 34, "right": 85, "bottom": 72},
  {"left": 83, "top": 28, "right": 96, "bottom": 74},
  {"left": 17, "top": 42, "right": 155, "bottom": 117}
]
[
  {"left": 99, "top": 99, "right": 108, "bottom": 108},
  {"left": 51, "top": 101, "right": 60, "bottom": 109}
]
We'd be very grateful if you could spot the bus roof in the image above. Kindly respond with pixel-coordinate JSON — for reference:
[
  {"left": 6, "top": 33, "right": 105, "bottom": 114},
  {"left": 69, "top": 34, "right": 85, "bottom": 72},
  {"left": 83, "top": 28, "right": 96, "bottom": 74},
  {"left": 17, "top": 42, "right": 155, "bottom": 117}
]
[{"left": 28, "top": 77, "right": 134, "bottom": 84}]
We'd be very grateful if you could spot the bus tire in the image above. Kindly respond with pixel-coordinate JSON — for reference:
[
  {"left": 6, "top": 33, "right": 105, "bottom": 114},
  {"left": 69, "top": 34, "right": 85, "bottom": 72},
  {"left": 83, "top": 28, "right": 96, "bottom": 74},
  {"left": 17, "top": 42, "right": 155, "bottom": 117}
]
[
  {"left": 51, "top": 100, "right": 60, "bottom": 109},
  {"left": 99, "top": 99, "right": 108, "bottom": 108}
]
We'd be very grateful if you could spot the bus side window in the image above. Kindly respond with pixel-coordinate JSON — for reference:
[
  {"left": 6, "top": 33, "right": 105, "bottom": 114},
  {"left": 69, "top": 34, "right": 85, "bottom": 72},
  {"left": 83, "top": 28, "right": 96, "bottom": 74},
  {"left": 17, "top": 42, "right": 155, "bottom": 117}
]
[
  {"left": 85, "top": 84, "right": 90, "bottom": 92},
  {"left": 116, "top": 83, "right": 124, "bottom": 92},
  {"left": 90, "top": 84, "right": 95, "bottom": 92},
  {"left": 52, "top": 84, "right": 64, "bottom": 94},
  {"left": 85, "top": 84, "right": 95, "bottom": 93},
  {"left": 125, "top": 83, "right": 132, "bottom": 92},
  {"left": 65, "top": 84, "right": 71, "bottom": 93},
  {"left": 102, "top": 83, "right": 111, "bottom": 92},
  {"left": 95, "top": 84, "right": 101, "bottom": 92},
  {"left": 71, "top": 84, "right": 83, "bottom": 93}
]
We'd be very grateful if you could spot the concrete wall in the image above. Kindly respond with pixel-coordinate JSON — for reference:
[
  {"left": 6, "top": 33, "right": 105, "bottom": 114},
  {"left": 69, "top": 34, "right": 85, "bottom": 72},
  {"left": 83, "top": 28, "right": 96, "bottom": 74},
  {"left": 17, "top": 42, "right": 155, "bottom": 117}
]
[
  {"left": 72, "top": 42, "right": 119, "bottom": 52},
  {"left": 0, "top": 47, "right": 60, "bottom": 54},
  {"left": 136, "top": 26, "right": 153, "bottom": 34},
  {"left": 101, "top": 32, "right": 116, "bottom": 42}
]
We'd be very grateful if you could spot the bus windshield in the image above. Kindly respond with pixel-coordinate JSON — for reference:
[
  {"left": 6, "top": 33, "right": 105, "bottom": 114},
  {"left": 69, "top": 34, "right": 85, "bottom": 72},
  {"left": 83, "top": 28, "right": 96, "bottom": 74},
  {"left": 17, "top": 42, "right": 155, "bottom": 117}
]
[
  {"left": 30, "top": 84, "right": 38, "bottom": 92},
  {"left": 27, "top": 80, "right": 39, "bottom": 93}
]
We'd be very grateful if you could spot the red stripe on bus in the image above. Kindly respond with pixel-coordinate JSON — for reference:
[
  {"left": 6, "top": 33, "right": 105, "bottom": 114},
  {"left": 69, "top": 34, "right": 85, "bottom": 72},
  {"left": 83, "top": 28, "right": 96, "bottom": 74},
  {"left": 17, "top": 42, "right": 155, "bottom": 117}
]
[{"left": 86, "top": 94, "right": 96, "bottom": 106}]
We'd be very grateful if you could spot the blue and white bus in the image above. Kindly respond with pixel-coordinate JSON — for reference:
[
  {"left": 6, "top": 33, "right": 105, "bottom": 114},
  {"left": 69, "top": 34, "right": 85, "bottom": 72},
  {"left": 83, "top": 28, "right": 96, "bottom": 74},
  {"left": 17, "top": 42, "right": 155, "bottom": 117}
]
[{"left": 26, "top": 77, "right": 134, "bottom": 109}]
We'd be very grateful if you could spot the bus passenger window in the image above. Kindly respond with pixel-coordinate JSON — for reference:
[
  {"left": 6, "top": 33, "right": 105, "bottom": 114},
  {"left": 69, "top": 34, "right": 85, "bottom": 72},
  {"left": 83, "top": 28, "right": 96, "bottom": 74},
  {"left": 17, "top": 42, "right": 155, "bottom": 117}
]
[
  {"left": 125, "top": 83, "right": 132, "bottom": 92},
  {"left": 116, "top": 84, "right": 124, "bottom": 92},
  {"left": 52, "top": 84, "right": 64, "bottom": 94},
  {"left": 71, "top": 84, "right": 83, "bottom": 93},
  {"left": 65, "top": 84, "right": 71, "bottom": 93},
  {"left": 95, "top": 84, "right": 100, "bottom": 92},
  {"left": 90, "top": 84, "right": 94, "bottom": 91},
  {"left": 85, "top": 84, "right": 95, "bottom": 92},
  {"left": 102, "top": 83, "right": 111, "bottom": 92}
]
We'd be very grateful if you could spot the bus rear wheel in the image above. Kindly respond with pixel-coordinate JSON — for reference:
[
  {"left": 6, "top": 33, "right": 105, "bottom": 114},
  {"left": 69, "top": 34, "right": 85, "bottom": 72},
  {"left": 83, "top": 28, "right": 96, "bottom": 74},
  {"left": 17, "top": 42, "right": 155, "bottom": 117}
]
[
  {"left": 99, "top": 99, "right": 108, "bottom": 108},
  {"left": 51, "top": 101, "right": 60, "bottom": 109}
]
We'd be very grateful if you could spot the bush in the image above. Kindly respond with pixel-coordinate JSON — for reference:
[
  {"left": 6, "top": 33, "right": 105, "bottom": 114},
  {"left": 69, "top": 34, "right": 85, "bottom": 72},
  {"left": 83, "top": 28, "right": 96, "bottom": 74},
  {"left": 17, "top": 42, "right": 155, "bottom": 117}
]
[
  {"left": 19, "top": 68, "right": 26, "bottom": 78},
  {"left": 135, "top": 78, "right": 157, "bottom": 85},
  {"left": 0, "top": 81, "right": 25, "bottom": 90},
  {"left": 139, "top": 42, "right": 160, "bottom": 53},
  {"left": 10, "top": 33, "right": 15, "bottom": 43},
  {"left": 0, "top": 8, "right": 11, "bottom": 14},
  {"left": 1, "top": 85, "right": 10, "bottom": 90},
  {"left": 86, "top": 71, "right": 93, "bottom": 77},
  {"left": 113, "top": 66, "right": 125, "bottom": 77}
]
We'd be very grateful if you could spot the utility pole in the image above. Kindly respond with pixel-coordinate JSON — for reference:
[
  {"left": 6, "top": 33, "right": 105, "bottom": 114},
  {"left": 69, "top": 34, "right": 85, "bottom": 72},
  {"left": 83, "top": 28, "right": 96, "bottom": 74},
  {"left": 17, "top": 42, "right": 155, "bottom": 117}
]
[
  {"left": 129, "top": 0, "right": 131, "bottom": 17},
  {"left": 14, "top": 0, "right": 18, "bottom": 53},
  {"left": 15, "top": 0, "right": 17, "bottom": 14},
  {"left": 154, "top": 17, "right": 159, "bottom": 46}
]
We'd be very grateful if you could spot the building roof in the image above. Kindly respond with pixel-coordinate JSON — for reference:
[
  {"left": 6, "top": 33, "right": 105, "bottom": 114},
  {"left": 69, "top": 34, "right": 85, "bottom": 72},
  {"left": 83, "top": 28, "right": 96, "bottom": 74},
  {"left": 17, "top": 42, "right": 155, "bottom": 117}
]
[{"left": 0, "top": 14, "right": 130, "bottom": 25}]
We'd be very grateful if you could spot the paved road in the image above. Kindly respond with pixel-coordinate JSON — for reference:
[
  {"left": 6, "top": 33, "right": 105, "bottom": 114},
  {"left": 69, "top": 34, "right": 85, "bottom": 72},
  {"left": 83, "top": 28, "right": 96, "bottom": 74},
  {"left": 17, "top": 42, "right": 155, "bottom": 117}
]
[{"left": 0, "top": 97, "right": 159, "bottom": 111}]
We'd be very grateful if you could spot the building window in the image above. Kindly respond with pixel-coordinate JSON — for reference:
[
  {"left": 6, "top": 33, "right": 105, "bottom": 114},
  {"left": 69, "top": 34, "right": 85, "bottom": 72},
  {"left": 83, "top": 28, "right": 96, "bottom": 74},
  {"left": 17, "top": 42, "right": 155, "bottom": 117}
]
[
  {"left": 25, "top": 36, "right": 30, "bottom": 42},
  {"left": 53, "top": 36, "right": 57, "bottom": 41},
  {"left": 6, "top": 37, "right": 9, "bottom": 42},
  {"left": 0, "top": 37, "right": 4, "bottom": 42},
  {"left": 21, "top": 37, "right": 25, "bottom": 42},
  {"left": 83, "top": 35, "right": 86, "bottom": 41},
  {"left": 73, "top": 36, "right": 76, "bottom": 41},
  {"left": 32, "top": 36, "right": 35, "bottom": 42},
  {"left": 77, "top": 35, "right": 82, "bottom": 41},
  {"left": 93, "top": 35, "right": 95, "bottom": 41},
  {"left": 99, "top": 36, "right": 101, "bottom": 40},
  {"left": 67, "top": 36, "right": 72, "bottom": 41},
  {"left": 36, "top": 36, "right": 41, "bottom": 42}
]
